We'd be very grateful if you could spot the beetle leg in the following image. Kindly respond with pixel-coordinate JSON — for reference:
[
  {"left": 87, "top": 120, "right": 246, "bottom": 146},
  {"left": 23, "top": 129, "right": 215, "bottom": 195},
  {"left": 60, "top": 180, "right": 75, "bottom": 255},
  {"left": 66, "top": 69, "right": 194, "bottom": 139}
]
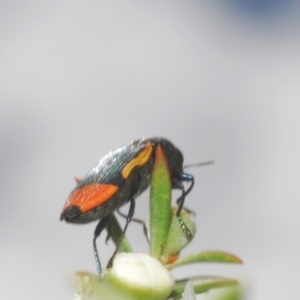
[
  {"left": 172, "top": 179, "right": 185, "bottom": 214},
  {"left": 105, "top": 220, "right": 112, "bottom": 244},
  {"left": 177, "top": 173, "right": 194, "bottom": 198},
  {"left": 106, "top": 198, "right": 136, "bottom": 269},
  {"left": 93, "top": 215, "right": 112, "bottom": 274},
  {"left": 172, "top": 173, "right": 194, "bottom": 215},
  {"left": 172, "top": 174, "right": 194, "bottom": 239},
  {"left": 117, "top": 208, "right": 149, "bottom": 243}
]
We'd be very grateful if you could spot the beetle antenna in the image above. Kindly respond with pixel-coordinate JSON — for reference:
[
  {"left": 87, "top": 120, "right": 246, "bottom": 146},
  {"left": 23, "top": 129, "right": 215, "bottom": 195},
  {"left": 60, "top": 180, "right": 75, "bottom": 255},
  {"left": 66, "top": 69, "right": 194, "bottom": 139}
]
[{"left": 184, "top": 160, "right": 214, "bottom": 169}]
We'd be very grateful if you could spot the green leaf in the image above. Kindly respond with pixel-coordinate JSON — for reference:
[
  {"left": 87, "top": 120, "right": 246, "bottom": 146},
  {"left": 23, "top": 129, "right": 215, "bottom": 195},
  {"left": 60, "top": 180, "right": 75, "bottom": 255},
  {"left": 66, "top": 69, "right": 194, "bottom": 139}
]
[
  {"left": 160, "top": 207, "right": 196, "bottom": 265},
  {"left": 167, "top": 251, "right": 243, "bottom": 270},
  {"left": 216, "top": 288, "right": 243, "bottom": 300},
  {"left": 169, "top": 276, "right": 240, "bottom": 299},
  {"left": 149, "top": 145, "right": 172, "bottom": 259}
]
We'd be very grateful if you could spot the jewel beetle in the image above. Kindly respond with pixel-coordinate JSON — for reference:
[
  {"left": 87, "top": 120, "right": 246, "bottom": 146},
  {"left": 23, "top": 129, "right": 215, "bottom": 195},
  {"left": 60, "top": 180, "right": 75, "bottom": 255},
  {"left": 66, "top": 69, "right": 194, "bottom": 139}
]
[{"left": 60, "top": 137, "right": 195, "bottom": 273}]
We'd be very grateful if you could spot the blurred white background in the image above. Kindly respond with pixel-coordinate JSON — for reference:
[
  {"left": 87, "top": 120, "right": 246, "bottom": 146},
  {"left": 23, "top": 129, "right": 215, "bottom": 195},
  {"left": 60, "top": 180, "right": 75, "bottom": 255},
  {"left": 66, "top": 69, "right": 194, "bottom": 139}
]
[{"left": 1, "top": 1, "right": 300, "bottom": 299}]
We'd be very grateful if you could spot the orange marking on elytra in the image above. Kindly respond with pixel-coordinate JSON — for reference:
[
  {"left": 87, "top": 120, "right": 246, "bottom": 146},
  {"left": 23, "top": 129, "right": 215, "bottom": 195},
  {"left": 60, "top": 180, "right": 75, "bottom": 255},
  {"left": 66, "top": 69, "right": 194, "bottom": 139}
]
[
  {"left": 121, "top": 142, "right": 153, "bottom": 179},
  {"left": 64, "top": 184, "right": 119, "bottom": 214}
]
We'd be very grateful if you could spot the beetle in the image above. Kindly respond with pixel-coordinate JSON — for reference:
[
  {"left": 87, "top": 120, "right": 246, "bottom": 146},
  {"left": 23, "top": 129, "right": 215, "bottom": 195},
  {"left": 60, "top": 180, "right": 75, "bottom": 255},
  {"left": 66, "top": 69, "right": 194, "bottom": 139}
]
[{"left": 60, "top": 137, "right": 194, "bottom": 273}]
